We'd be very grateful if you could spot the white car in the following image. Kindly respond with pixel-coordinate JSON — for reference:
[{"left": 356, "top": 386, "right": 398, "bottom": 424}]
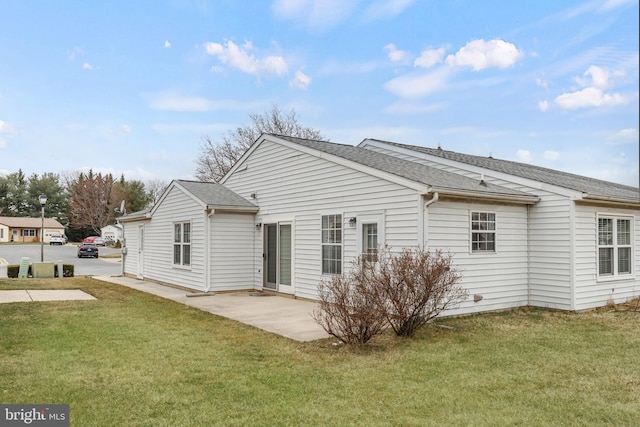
[{"left": 49, "top": 235, "right": 66, "bottom": 245}]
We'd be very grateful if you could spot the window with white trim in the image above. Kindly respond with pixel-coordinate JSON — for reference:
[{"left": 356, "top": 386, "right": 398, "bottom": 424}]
[
  {"left": 22, "top": 229, "right": 36, "bottom": 237},
  {"left": 598, "top": 216, "right": 632, "bottom": 276},
  {"left": 321, "top": 214, "right": 342, "bottom": 274},
  {"left": 173, "top": 222, "right": 191, "bottom": 266},
  {"left": 471, "top": 212, "right": 496, "bottom": 252}
]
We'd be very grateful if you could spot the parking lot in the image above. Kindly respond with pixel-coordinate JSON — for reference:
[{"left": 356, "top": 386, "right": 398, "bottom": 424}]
[{"left": 0, "top": 244, "right": 122, "bottom": 278}]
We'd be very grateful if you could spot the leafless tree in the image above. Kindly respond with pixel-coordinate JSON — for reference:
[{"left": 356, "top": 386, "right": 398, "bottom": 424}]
[
  {"left": 195, "top": 104, "right": 326, "bottom": 182},
  {"left": 146, "top": 178, "right": 169, "bottom": 206}
]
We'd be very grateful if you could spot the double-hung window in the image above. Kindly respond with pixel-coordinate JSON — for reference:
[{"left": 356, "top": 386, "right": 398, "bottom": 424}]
[
  {"left": 173, "top": 222, "right": 191, "bottom": 267},
  {"left": 471, "top": 212, "right": 496, "bottom": 252},
  {"left": 598, "top": 216, "right": 632, "bottom": 277},
  {"left": 321, "top": 214, "right": 342, "bottom": 274},
  {"left": 22, "top": 229, "right": 36, "bottom": 237}
]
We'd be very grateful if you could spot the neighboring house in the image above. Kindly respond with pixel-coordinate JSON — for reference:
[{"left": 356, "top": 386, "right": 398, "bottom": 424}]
[
  {"left": 101, "top": 224, "right": 123, "bottom": 242},
  {"left": 119, "top": 134, "right": 640, "bottom": 314},
  {"left": 0, "top": 216, "right": 66, "bottom": 243}
]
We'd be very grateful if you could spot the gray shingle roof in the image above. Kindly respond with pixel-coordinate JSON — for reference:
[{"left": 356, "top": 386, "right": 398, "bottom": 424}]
[
  {"left": 0, "top": 216, "right": 65, "bottom": 228},
  {"left": 176, "top": 180, "right": 258, "bottom": 210},
  {"left": 364, "top": 139, "right": 640, "bottom": 203},
  {"left": 272, "top": 135, "right": 537, "bottom": 200}
]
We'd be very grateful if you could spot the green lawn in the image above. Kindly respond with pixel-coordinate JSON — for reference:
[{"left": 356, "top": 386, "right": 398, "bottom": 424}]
[{"left": 1, "top": 278, "right": 638, "bottom": 426}]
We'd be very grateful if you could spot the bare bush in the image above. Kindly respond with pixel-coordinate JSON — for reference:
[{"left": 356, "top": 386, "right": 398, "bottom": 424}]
[
  {"left": 373, "top": 246, "right": 467, "bottom": 337},
  {"left": 312, "top": 262, "right": 387, "bottom": 345},
  {"left": 313, "top": 246, "right": 467, "bottom": 344}
]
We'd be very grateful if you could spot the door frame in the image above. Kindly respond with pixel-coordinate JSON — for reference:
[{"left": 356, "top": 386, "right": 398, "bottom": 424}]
[{"left": 262, "top": 220, "right": 294, "bottom": 294}]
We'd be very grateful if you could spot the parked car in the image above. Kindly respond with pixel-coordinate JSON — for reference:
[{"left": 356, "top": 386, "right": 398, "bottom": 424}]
[
  {"left": 49, "top": 234, "right": 66, "bottom": 245},
  {"left": 83, "top": 236, "right": 99, "bottom": 244},
  {"left": 104, "top": 237, "right": 116, "bottom": 247},
  {"left": 77, "top": 243, "right": 99, "bottom": 258}
]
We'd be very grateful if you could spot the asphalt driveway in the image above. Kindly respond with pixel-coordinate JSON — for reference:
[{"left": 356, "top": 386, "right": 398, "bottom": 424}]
[{"left": 0, "top": 244, "right": 122, "bottom": 277}]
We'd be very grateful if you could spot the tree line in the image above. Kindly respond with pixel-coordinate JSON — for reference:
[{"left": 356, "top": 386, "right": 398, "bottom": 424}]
[{"left": 0, "top": 170, "right": 166, "bottom": 240}]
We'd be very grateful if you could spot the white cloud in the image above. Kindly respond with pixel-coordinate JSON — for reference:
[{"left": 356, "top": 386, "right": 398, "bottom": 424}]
[
  {"left": 164, "top": 40, "right": 171, "bottom": 48},
  {"left": 554, "top": 86, "right": 627, "bottom": 109},
  {"left": 538, "top": 100, "right": 550, "bottom": 112},
  {"left": 82, "top": 62, "right": 94, "bottom": 70},
  {"left": 363, "top": 0, "right": 416, "bottom": 21},
  {"left": 575, "top": 65, "right": 615, "bottom": 89},
  {"left": 384, "top": 43, "right": 408, "bottom": 62},
  {"left": 121, "top": 125, "right": 132, "bottom": 134},
  {"left": 446, "top": 39, "right": 522, "bottom": 71},
  {"left": 600, "top": 0, "right": 637, "bottom": 11},
  {"left": 544, "top": 150, "right": 560, "bottom": 160},
  {"left": 271, "top": 0, "right": 357, "bottom": 31},
  {"left": 517, "top": 149, "right": 532, "bottom": 162},
  {"left": 203, "top": 40, "right": 288, "bottom": 77},
  {"left": 289, "top": 70, "right": 312, "bottom": 89},
  {"left": 607, "top": 128, "right": 639, "bottom": 145},
  {"left": 414, "top": 47, "right": 446, "bottom": 68},
  {"left": 384, "top": 66, "right": 452, "bottom": 98}
]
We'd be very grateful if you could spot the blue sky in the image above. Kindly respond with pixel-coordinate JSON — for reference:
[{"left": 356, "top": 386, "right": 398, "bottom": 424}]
[{"left": 1, "top": 0, "right": 638, "bottom": 187}]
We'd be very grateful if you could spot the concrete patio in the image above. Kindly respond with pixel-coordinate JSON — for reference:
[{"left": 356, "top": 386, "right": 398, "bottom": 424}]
[{"left": 93, "top": 276, "right": 330, "bottom": 342}]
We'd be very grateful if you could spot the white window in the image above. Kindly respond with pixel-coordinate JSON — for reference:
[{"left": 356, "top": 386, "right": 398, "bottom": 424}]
[
  {"left": 22, "top": 229, "right": 37, "bottom": 237},
  {"left": 173, "top": 222, "right": 191, "bottom": 266},
  {"left": 598, "top": 216, "right": 632, "bottom": 276},
  {"left": 471, "top": 212, "right": 496, "bottom": 252},
  {"left": 321, "top": 214, "right": 342, "bottom": 274}
]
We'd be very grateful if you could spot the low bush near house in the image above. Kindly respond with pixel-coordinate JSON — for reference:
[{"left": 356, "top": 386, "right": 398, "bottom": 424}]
[
  {"left": 372, "top": 247, "right": 467, "bottom": 337},
  {"left": 313, "top": 246, "right": 467, "bottom": 344},
  {"left": 312, "top": 260, "right": 387, "bottom": 345}
]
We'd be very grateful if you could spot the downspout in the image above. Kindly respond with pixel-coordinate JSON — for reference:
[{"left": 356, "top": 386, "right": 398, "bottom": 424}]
[
  {"left": 117, "top": 219, "right": 125, "bottom": 277},
  {"left": 204, "top": 208, "right": 215, "bottom": 293},
  {"left": 423, "top": 192, "right": 439, "bottom": 247}
]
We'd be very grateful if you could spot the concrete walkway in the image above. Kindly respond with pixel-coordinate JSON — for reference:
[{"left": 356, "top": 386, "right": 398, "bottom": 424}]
[
  {"left": 93, "top": 276, "right": 330, "bottom": 342},
  {"left": 0, "top": 289, "right": 96, "bottom": 303}
]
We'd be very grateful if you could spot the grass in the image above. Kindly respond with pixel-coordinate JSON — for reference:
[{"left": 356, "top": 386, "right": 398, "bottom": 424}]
[{"left": 1, "top": 278, "right": 638, "bottom": 426}]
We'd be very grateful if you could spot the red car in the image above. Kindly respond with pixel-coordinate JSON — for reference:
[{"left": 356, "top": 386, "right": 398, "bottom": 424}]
[{"left": 83, "top": 236, "right": 99, "bottom": 243}]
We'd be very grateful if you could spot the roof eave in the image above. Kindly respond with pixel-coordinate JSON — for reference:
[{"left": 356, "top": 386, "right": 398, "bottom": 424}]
[
  {"left": 207, "top": 205, "right": 259, "bottom": 213},
  {"left": 577, "top": 194, "right": 640, "bottom": 208},
  {"left": 429, "top": 187, "right": 540, "bottom": 205}
]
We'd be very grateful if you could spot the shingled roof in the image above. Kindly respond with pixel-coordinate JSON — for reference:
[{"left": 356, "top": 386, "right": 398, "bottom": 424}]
[
  {"left": 175, "top": 180, "right": 258, "bottom": 211},
  {"left": 272, "top": 135, "right": 538, "bottom": 202},
  {"left": 363, "top": 139, "right": 640, "bottom": 204},
  {"left": 0, "top": 216, "right": 65, "bottom": 228}
]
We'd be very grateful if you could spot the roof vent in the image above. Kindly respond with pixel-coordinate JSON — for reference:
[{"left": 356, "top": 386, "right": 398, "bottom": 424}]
[
  {"left": 479, "top": 174, "right": 487, "bottom": 186},
  {"left": 488, "top": 152, "right": 493, "bottom": 159},
  {"left": 437, "top": 143, "right": 442, "bottom": 150}
]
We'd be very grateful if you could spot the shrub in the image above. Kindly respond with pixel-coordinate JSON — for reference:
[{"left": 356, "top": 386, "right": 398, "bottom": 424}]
[
  {"left": 313, "top": 246, "right": 468, "bottom": 344},
  {"left": 312, "top": 260, "right": 387, "bottom": 345},
  {"left": 371, "top": 246, "right": 467, "bottom": 337}
]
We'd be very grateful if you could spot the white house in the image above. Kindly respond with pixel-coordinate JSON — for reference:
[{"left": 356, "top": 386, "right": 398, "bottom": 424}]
[
  {"left": 101, "top": 224, "right": 123, "bottom": 242},
  {"left": 0, "top": 216, "right": 65, "bottom": 243},
  {"left": 119, "top": 134, "right": 639, "bottom": 314}
]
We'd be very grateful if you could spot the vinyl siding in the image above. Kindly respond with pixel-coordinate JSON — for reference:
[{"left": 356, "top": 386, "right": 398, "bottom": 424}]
[
  {"left": 224, "top": 139, "right": 421, "bottom": 300},
  {"left": 427, "top": 200, "right": 529, "bottom": 315},
  {"left": 574, "top": 204, "right": 639, "bottom": 310},
  {"left": 138, "top": 186, "right": 206, "bottom": 291},
  {"left": 364, "top": 143, "right": 574, "bottom": 310},
  {"left": 210, "top": 212, "right": 256, "bottom": 291}
]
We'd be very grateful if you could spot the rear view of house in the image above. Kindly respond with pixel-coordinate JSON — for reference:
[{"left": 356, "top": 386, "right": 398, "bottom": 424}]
[{"left": 119, "top": 134, "right": 639, "bottom": 314}]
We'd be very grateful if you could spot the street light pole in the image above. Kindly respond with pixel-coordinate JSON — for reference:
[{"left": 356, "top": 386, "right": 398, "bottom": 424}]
[{"left": 39, "top": 194, "right": 47, "bottom": 262}]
